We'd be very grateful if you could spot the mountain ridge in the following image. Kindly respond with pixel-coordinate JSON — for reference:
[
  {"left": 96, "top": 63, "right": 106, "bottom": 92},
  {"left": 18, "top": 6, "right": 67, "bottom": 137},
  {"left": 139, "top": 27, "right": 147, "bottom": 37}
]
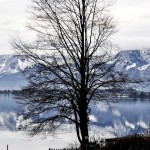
[{"left": 0, "top": 49, "right": 150, "bottom": 90}]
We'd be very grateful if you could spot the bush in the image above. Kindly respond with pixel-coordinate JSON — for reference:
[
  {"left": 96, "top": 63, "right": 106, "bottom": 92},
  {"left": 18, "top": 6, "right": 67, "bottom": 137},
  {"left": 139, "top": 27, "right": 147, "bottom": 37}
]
[{"left": 102, "top": 135, "right": 150, "bottom": 150}]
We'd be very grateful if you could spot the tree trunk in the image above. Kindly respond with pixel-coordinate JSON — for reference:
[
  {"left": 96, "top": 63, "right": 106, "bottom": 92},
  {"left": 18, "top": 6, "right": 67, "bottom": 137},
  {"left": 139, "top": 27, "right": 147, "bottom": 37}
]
[
  {"left": 80, "top": 109, "right": 89, "bottom": 144},
  {"left": 79, "top": 92, "right": 89, "bottom": 145},
  {"left": 79, "top": 105, "right": 89, "bottom": 150}
]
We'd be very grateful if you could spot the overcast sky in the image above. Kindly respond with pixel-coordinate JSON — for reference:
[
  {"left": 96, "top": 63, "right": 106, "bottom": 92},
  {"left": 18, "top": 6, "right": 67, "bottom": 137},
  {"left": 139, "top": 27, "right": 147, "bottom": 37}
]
[{"left": 0, "top": 0, "right": 150, "bottom": 54}]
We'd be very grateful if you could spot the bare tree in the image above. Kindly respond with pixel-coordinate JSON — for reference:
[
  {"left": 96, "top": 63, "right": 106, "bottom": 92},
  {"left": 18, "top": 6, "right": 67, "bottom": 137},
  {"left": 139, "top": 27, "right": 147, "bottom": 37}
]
[{"left": 13, "top": 0, "right": 130, "bottom": 147}]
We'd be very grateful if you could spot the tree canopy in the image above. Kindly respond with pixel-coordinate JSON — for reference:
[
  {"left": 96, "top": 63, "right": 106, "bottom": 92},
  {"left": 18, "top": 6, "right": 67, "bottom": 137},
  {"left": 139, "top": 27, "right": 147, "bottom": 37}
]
[{"left": 13, "top": 0, "right": 132, "bottom": 147}]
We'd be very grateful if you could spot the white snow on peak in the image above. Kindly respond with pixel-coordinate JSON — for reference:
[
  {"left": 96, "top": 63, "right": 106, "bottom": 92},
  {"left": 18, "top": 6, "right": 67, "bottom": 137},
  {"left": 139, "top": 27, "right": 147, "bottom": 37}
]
[
  {"left": 0, "top": 55, "right": 31, "bottom": 74},
  {"left": 125, "top": 120, "right": 135, "bottom": 129},
  {"left": 18, "top": 58, "right": 31, "bottom": 71},
  {"left": 126, "top": 63, "right": 136, "bottom": 70},
  {"left": 138, "top": 63, "right": 150, "bottom": 71},
  {"left": 137, "top": 120, "right": 149, "bottom": 129}
]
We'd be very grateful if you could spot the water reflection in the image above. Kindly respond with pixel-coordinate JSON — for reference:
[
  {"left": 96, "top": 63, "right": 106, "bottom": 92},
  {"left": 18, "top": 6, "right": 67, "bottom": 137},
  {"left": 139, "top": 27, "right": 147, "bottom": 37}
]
[
  {"left": 0, "top": 94, "right": 17, "bottom": 112},
  {"left": 0, "top": 94, "right": 17, "bottom": 130},
  {"left": 0, "top": 95, "right": 150, "bottom": 134},
  {"left": 91, "top": 98, "right": 150, "bottom": 135}
]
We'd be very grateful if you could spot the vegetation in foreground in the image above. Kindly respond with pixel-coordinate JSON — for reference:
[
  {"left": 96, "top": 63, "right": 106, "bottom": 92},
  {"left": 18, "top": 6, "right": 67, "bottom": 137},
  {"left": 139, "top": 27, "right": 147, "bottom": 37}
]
[
  {"left": 101, "top": 134, "right": 150, "bottom": 150},
  {"left": 63, "top": 134, "right": 150, "bottom": 150}
]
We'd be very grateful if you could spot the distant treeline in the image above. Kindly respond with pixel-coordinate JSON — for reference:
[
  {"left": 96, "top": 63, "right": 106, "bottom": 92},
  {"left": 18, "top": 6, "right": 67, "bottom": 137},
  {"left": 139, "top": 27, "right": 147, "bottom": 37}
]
[
  {"left": 0, "top": 89, "right": 150, "bottom": 99},
  {"left": 0, "top": 90, "right": 12, "bottom": 94},
  {"left": 0, "top": 90, "right": 21, "bottom": 94},
  {"left": 117, "top": 89, "right": 150, "bottom": 99},
  {"left": 129, "top": 90, "right": 150, "bottom": 99}
]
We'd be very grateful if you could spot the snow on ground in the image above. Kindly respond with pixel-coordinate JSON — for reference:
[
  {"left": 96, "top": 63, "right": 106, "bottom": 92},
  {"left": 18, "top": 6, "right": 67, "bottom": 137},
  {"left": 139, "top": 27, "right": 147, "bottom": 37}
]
[
  {"left": 0, "top": 131, "right": 77, "bottom": 150},
  {"left": 0, "top": 125, "right": 116, "bottom": 150}
]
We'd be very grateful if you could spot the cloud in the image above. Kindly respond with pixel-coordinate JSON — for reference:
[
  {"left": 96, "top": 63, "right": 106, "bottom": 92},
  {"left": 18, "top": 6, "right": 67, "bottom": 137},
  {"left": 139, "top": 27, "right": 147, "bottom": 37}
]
[
  {"left": 0, "top": 0, "right": 29, "bottom": 54},
  {"left": 0, "top": 20, "right": 14, "bottom": 26},
  {"left": 0, "top": 0, "right": 150, "bottom": 54},
  {"left": 112, "top": 0, "right": 150, "bottom": 50}
]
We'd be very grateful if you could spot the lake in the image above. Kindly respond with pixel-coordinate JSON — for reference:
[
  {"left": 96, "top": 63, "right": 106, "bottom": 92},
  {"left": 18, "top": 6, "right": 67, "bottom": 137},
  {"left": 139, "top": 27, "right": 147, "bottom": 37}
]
[
  {"left": 0, "top": 94, "right": 150, "bottom": 136},
  {"left": 91, "top": 98, "right": 150, "bottom": 136}
]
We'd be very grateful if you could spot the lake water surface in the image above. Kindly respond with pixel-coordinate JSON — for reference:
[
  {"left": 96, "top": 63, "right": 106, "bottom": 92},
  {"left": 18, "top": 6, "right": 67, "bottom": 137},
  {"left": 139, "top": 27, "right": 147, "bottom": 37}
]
[
  {"left": 0, "top": 94, "right": 150, "bottom": 135},
  {"left": 91, "top": 98, "right": 150, "bottom": 135}
]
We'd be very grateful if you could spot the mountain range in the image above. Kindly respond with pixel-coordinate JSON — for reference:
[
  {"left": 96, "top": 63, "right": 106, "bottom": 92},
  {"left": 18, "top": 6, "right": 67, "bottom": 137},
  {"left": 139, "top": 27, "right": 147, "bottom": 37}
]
[
  {"left": 113, "top": 49, "right": 150, "bottom": 80},
  {"left": 0, "top": 49, "right": 150, "bottom": 91},
  {"left": 0, "top": 55, "right": 29, "bottom": 90}
]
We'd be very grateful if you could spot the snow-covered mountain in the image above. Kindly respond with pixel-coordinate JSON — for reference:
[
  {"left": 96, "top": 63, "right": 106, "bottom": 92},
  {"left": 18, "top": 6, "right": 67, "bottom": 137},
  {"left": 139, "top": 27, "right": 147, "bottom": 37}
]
[
  {"left": 0, "top": 55, "right": 30, "bottom": 74},
  {"left": 0, "top": 55, "right": 30, "bottom": 90},
  {"left": 0, "top": 49, "right": 150, "bottom": 90},
  {"left": 113, "top": 49, "right": 150, "bottom": 80},
  {"left": 110, "top": 49, "right": 150, "bottom": 91}
]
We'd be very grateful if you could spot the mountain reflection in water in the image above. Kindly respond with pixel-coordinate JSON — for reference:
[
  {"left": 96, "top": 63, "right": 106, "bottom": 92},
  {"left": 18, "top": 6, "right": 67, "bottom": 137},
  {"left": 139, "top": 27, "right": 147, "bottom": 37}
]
[{"left": 0, "top": 94, "right": 150, "bottom": 135}]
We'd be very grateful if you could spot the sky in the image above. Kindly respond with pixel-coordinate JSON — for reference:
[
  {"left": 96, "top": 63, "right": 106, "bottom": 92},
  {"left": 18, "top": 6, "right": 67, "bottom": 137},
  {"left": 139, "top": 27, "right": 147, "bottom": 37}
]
[
  {"left": 0, "top": 0, "right": 150, "bottom": 54},
  {"left": 112, "top": 0, "right": 150, "bottom": 51}
]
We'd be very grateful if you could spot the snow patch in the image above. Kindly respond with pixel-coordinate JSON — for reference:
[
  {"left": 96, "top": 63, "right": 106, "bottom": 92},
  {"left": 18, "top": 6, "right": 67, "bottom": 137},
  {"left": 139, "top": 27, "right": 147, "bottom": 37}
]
[
  {"left": 125, "top": 121, "right": 135, "bottom": 129},
  {"left": 137, "top": 120, "right": 149, "bottom": 129},
  {"left": 0, "top": 125, "right": 117, "bottom": 150},
  {"left": 126, "top": 63, "right": 136, "bottom": 70},
  {"left": 138, "top": 64, "right": 150, "bottom": 71},
  {"left": 0, "top": 131, "right": 77, "bottom": 150},
  {"left": 18, "top": 59, "right": 28, "bottom": 70}
]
